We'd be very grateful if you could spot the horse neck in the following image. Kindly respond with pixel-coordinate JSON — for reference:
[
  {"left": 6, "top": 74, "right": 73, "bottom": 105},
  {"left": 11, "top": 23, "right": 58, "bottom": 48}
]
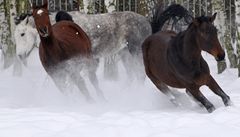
[
  {"left": 39, "top": 24, "right": 55, "bottom": 47},
  {"left": 182, "top": 26, "right": 202, "bottom": 62}
]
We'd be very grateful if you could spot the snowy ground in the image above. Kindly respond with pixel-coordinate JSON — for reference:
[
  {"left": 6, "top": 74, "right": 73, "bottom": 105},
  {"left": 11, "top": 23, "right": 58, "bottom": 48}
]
[{"left": 0, "top": 50, "right": 240, "bottom": 137}]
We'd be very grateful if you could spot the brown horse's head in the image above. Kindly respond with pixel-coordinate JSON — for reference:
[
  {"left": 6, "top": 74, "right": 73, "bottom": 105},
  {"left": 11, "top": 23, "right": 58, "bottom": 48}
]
[
  {"left": 192, "top": 13, "right": 225, "bottom": 61},
  {"left": 32, "top": 0, "right": 51, "bottom": 38}
]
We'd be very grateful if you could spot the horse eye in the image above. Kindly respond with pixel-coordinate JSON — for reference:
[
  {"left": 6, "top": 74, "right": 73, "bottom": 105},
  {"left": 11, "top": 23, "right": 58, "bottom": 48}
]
[{"left": 21, "top": 33, "right": 25, "bottom": 37}]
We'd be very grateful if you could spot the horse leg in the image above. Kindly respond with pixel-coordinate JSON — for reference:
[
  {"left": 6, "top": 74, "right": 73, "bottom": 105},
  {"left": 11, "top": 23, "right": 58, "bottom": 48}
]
[
  {"left": 103, "top": 54, "right": 119, "bottom": 80},
  {"left": 155, "top": 82, "right": 181, "bottom": 106},
  {"left": 186, "top": 89, "right": 204, "bottom": 107},
  {"left": 69, "top": 72, "right": 94, "bottom": 102},
  {"left": 50, "top": 70, "right": 69, "bottom": 93},
  {"left": 119, "top": 48, "right": 135, "bottom": 81},
  {"left": 120, "top": 48, "right": 146, "bottom": 83},
  {"left": 88, "top": 59, "right": 106, "bottom": 100},
  {"left": 148, "top": 75, "right": 179, "bottom": 105},
  {"left": 144, "top": 60, "right": 179, "bottom": 105},
  {"left": 187, "top": 87, "right": 215, "bottom": 113},
  {"left": 126, "top": 38, "right": 146, "bottom": 83},
  {"left": 206, "top": 76, "right": 231, "bottom": 106}
]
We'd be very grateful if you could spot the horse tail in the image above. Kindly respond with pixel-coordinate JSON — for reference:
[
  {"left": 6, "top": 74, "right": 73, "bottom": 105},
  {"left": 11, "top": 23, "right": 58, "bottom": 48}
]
[
  {"left": 142, "top": 38, "right": 151, "bottom": 78},
  {"left": 151, "top": 4, "right": 192, "bottom": 34},
  {"left": 55, "top": 11, "right": 74, "bottom": 22}
]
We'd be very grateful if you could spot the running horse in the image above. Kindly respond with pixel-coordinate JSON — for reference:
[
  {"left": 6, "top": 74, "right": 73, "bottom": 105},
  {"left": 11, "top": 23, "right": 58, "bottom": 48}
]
[
  {"left": 142, "top": 4, "right": 231, "bottom": 113},
  {"left": 32, "top": 0, "right": 104, "bottom": 101}
]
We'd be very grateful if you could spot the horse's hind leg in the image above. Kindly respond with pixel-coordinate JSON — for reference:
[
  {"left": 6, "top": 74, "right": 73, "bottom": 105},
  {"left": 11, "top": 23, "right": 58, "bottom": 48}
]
[
  {"left": 88, "top": 59, "right": 106, "bottom": 100},
  {"left": 154, "top": 82, "right": 181, "bottom": 106},
  {"left": 144, "top": 60, "right": 179, "bottom": 105},
  {"left": 206, "top": 76, "right": 231, "bottom": 106},
  {"left": 187, "top": 87, "right": 215, "bottom": 113},
  {"left": 147, "top": 73, "right": 179, "bottom": 105}
]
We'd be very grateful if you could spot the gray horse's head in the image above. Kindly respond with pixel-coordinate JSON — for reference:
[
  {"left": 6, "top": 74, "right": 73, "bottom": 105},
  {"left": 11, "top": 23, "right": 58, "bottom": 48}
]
[{"left": 14, "top": 14, "right": 39, "bottom": 65}]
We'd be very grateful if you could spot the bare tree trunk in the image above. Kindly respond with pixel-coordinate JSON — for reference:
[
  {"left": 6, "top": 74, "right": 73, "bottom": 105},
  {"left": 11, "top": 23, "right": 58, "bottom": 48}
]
[
  {"left": 137, "top": 0, "right": 149, "bottom": 16},
  {"left": 87, "top": 0, "right": 94, "bottom": 14},
  {"left": 207, "top": 0, "right": 212, "bottom": 16},
  {"left": 225, "top": 0, "right": 238, "bottom": 68},
  {"left": 236, "top": 0, "right": 240, "bottom": 77},
  {"left": 0, "top": 0, "right": 16, "bottom": 69},
  {"left": 237, "top": 31, "right": 240, "bottom": 77},
  {"left": 213, "top": 0, "right": 227, "bottom": 73}
]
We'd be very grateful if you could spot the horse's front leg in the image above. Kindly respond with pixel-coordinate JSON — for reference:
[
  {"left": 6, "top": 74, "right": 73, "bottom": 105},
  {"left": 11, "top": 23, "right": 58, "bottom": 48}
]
[
  {"left": 50, "top": 70, "right": 69, "bottom": 93},
  {"left": 88, "top": 59, "right": 106, "bottom": 101},
  {"left": 69, "top": 72, "right": 94, "bottom": 102},
  {"left": 206, "top": 75, "right": 231, "bottom": 106},
  {"left": 187, "top": 87, "right": 215, "bottom": 113}
]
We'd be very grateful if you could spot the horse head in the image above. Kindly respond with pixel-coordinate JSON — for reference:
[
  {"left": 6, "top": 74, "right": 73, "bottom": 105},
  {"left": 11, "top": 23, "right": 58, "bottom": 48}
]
[
  {"left": 15, "top": 14, "right": 39, "bottom": 64},
  {"left": 191, "top": 13, "right": 225, "bottom": 61},
  {"left": 32, "top": 0, "right": 51, "bottom": 38}
]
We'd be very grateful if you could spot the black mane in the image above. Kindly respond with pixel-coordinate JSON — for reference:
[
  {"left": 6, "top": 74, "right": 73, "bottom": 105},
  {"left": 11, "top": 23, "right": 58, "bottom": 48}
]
[{"left": 55, "top": 11, "right": 73, "bottom": 22}]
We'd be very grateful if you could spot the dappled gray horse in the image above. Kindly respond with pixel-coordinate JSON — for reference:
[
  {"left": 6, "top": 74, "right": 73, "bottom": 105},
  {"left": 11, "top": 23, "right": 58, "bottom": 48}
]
[{"left": 14, "top": 11, "right": 151, "bottom": 81}]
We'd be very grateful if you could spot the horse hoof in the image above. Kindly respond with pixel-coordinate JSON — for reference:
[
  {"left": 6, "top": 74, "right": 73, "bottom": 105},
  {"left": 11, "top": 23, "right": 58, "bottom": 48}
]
[
  {"left": 223, "top": 97, "right": 232, "bottom": 106},
  {"left": 170, "top": 99, "right": 181, "bottom": 107},
  {"left": 206, "top": 106, "right": 216, "bottom": 113}
]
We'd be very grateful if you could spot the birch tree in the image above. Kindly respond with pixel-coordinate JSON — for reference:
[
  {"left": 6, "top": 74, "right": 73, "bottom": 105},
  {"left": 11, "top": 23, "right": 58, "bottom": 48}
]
[
  {"left": 225, "top": 0, "right": 238, "bottom": 68},
  {"left": 0, "top": 0, "right": 17, "bottom": 69},
  {"left": 212, "top": 0, "right": 227, "bottom": 73},
  {"left": 236, "top": 0, "right": 240, "bottom": 76}
]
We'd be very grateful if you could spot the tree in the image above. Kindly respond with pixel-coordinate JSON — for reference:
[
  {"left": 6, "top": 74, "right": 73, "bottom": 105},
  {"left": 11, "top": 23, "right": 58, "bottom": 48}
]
[
  {"left": 237, "top": 31, "right": 240, "bottom": 77},
  {"left": 212, "top": 0, "right": 227, "bottom": 73},
  {"left": 225, "top": 0, "right": 238, "bottom": 68},
  {"left": 236, "top": 0, "right": 240, "bottom": 77},
  {"left": 0, "top": 0, "right": 16, "bottom": 69}
]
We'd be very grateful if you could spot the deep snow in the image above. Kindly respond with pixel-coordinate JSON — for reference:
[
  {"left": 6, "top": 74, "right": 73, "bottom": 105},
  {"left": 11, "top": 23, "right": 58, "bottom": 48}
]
[{"left": 0, "top": 49, "right": 240, "bottom": 137}]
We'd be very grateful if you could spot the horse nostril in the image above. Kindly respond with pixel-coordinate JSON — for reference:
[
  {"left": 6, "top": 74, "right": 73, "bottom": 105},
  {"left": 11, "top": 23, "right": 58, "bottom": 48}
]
[
  {"left": 216, "top": 53, "right": 225, "bottom": 61},
  {"left": 39, "top": 27, "right": 47, "bottom": 34}
]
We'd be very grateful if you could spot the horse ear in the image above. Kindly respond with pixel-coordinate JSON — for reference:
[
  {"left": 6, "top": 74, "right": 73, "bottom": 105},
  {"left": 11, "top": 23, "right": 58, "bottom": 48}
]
[
  {"left": 210, "top": 13, "right": 217, "bottom": 23},
  {"left": 22, "top": 16, "right": 29, "bottom": 25},
  {"left": 25, "top": 17, "right": 29, "bottom": 25}
]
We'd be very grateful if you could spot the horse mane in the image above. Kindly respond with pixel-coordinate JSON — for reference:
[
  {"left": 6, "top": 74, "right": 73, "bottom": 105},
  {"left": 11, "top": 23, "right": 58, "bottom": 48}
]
[
  {"left": 55, "top": 11, "right": 74, "bottom": 22},
  {"left": 151, "top": 4, "right": 192, "bottom": 34}
]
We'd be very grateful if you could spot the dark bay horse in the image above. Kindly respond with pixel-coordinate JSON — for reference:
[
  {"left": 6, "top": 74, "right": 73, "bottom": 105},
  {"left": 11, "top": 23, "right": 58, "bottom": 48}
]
[
  {"left": 142, "top": 4, "right": 231, "bottom": 113},
  {"left": 32, "top": 0, "right": 104, "bottom": 101}
]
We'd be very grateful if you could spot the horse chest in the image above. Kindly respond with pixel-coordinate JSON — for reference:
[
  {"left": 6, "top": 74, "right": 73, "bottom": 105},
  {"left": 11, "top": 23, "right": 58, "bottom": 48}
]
[{"left": 39, "top": 44, "right": 68, "bottom": 68}]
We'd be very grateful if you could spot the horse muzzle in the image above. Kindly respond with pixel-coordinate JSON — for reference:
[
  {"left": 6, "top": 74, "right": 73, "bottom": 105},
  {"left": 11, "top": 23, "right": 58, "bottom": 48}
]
[
  {"left": 215, "top": 53, "right": 225, "bottom": 61},
  {"left": 38, "top": 26, "right": 49, "bottom": 37}
]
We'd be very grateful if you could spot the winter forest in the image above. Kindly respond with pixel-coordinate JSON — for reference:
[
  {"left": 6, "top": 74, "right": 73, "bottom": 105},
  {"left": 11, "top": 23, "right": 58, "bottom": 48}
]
[{"left": 0, "top": 0, "right": 240, "bottom": 137}]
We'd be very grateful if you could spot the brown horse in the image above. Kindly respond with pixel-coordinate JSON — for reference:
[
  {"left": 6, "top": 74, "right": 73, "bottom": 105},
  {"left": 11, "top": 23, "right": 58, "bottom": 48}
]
[
  {"left": 32, "top": 0, "right": 105, "bottom": 101},
  {"left": 142, "top": 4, "right": 231, "bottom": 113}
]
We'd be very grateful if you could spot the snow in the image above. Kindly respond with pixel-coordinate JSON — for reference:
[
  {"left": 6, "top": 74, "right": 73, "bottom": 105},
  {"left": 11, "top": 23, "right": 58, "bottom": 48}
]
[{"left": 0, "top": 49, "right": 240, "bottom": 137}]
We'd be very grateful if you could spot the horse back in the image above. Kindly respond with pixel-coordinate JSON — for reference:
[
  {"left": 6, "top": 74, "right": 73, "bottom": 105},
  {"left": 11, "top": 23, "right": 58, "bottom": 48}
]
[{"left": 52, "top": 21, "right": 91, "bottom": 58}]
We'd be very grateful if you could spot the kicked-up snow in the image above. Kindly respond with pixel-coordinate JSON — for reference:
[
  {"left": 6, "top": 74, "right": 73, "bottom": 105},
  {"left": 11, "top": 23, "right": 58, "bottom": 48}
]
[{"left": 0, "top": 50, "right": 240, "bottom": 137}]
